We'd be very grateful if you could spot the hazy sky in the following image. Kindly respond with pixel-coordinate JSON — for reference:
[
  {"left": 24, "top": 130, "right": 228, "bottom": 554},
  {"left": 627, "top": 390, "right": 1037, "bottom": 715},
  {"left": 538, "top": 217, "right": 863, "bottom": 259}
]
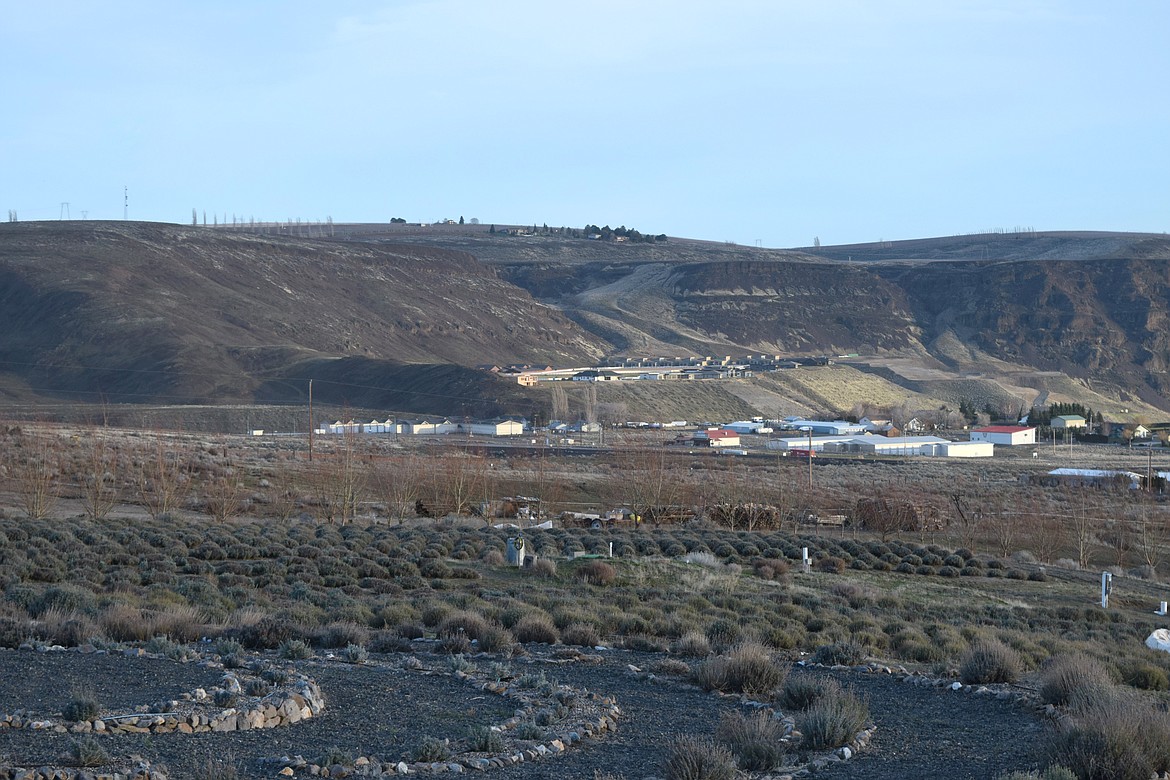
[{"left": 3, "top": 1, "right": 1167, "bottom": 247}]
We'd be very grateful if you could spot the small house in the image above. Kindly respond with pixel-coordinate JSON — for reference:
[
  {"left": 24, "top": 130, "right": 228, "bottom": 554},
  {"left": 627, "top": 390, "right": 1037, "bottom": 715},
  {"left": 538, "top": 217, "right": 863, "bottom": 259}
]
[{"left": 1051, "top": 415, "right": 1087, "bottom": 430}]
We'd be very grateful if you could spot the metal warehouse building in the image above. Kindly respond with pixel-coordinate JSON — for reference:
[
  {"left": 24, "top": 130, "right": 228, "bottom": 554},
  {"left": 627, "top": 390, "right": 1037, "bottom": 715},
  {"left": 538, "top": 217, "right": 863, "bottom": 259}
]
[{"left": 970, "top": 425, "right": 1036, "bottom": 446}]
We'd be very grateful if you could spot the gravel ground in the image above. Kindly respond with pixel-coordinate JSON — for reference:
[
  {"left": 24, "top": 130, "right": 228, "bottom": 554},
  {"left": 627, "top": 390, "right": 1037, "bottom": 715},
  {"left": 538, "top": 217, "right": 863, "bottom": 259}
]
[{"left": 0, "top": 647, "right": 1045, "bottom": 779}]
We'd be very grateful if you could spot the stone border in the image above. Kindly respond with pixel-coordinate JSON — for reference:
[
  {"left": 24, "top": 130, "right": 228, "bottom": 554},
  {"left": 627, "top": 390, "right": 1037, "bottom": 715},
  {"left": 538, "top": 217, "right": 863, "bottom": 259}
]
[
  {"left": 0, "top": 642, "right": 325, "bottom": 780},
  {"left": 0, "top": 644, "right": 324, "bottom": 736},
  {"left": 270, "top": 652, "right": 622, "bottom": 776}
]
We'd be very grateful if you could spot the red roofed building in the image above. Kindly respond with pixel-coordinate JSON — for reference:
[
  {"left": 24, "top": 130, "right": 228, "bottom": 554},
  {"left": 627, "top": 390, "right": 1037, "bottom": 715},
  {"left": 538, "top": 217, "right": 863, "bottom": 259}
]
[
  {"left": 970, "top": 425, "right": 1036, "bottom": 446},
  {"left": 694, "top": 429, "right": 741, "bottom": 448}
]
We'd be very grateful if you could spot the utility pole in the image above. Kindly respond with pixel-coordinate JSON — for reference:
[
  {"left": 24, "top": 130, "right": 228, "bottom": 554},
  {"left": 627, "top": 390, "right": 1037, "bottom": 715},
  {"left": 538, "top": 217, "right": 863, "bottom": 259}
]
[
  {"left": 308, "top": 379, "right": 314, "bottom": 462},
  {"left": 803, "top": 426, "right": 813, "bottom": 490}
]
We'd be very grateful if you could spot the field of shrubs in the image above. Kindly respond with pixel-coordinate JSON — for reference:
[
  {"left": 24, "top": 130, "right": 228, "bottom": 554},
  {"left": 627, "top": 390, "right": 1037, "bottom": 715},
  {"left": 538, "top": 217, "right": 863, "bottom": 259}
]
[{"left": 5, "top": 424, "right": 1170, "bottom": 777}]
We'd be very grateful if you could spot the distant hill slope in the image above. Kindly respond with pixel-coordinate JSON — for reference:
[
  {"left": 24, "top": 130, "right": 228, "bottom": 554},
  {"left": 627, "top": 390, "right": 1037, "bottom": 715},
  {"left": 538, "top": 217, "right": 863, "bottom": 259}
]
[
  {"left": 348, "top": 227, "right": 1170, "bottom": 414},
  {"left": 4, "top": 221, "right": 1170, "bottom": 421},
  {"left": 0, "top": 222, "right": 603, "bottom": 408}
]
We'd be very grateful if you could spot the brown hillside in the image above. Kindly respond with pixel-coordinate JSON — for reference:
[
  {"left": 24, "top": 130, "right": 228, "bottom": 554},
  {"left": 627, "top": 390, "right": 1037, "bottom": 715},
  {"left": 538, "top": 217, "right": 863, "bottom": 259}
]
[{"left": 0, "top": 221, "right": 604, "bottom": 407}]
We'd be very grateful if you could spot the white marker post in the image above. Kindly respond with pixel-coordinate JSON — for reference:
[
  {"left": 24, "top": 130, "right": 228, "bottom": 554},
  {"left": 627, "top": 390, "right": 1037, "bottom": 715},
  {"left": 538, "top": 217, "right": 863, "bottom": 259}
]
[
  {"left": 1101, "top": 571, "right": 1113, "bottom": 609},
  {"left": 802, "top": 547, "right": 811, "bottom": 574}
]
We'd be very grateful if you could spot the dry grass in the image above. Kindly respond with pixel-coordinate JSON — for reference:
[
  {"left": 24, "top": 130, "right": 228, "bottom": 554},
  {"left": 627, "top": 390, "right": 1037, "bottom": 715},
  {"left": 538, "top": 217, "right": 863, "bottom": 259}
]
[
  {"left": 1039, "top": 653, "right": 1114, "bottom": 706},
  {"left": 663, "top": 735, "right": 736, "bottom": 780},
  {"left": 797, "top": 684, "right": 870, "bottom": 750},
  {"left": 574, "top": 560, "right": 617, "bottom": 586},
  {"left": 690, "top": 641, "right": 788, "bottom": 697},
  {"left": 1047, "top": 686, "right": 1170, "bottom": 780},
  {"left": 959, "top": 639, "right": 1023, "bottom": 684},
  {"left": 513, "top": 614, "right": 559, "bottom": 645},
  {"left": 715, "top": 710, "right": 787, "bottom": 771}
]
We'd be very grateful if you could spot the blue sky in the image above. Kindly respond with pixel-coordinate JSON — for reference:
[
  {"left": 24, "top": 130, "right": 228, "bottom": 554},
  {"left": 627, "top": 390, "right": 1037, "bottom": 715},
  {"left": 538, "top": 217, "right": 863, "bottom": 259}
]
[{"left": 2, "top": 1, "right": 1167, "bottom": 247}]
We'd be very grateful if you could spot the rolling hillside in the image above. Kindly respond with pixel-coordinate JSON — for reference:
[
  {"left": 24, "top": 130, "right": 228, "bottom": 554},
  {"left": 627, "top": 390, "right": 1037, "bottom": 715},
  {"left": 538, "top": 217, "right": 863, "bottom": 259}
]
[
  {"left": 0, "top": 221, "right": 602, "bottom": 411},
  {"left": 2, "top": 221, "right": 1169, "bottom": 423}
]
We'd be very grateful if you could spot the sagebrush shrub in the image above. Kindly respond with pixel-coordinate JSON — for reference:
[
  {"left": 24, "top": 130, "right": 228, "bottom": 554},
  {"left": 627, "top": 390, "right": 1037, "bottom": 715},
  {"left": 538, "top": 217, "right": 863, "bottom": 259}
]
[
  {"left": 437, "top": 611, "right": 491, "bottom": 642},
  {"left": 531, "top": 558, "right": 557, "bottom": 578},
  {"left": 673, "top": 631, "right": 712, "bottom": 657},
  {"left": 691, "top": 641, "right": 788, "bottom": 697},
  {"left": 815, "top": 556, "right": 846, "bottom": 574},
  {"left": 779, "top": 674, "right": 840, "bottom": 712},
  {"left": 513, "top": 614, "right": 559, "bottom": 644},
  {"left": 798, "top": 684, "right": 870, "bottom": 750},
  {"left": 236, "top": 616, "right": 298, "bottom": 650},
  {"left": 278, "top": 639, "right": 313, "bottom": 660},
  {"left": 959, "top": 639, "right": 1022, "bottom": 684},
  {"left": 1039, "top": 653, "right": 1114, "bottom": 706},
  {"left": 315, "top": 621, "right": 370, "bottom": 649},
  {"left": 812, "top": 642, "right": 867, "bottom": 666},
  {"left": 1121, "top": 660, "right": 1169, "bottom": 691},
  {"left": 62, "top": 695, "right": 100, "bottom": 722},
  {"left": 68, "top": 736, "right": 109, "bottom": 767},
  {"left": 716, "top": 710, "right": 787, "bottom": 771},
  {"left": 753, "top": 558, "right": 790, "bottom": 581},
  {"left": 1046, "top": 688, "right": 1170, "bottom": 780},
  {"left": 412, "top": 737, "right": 450, "bottom": 762},
  {"left": 475, "top": 625, "right": 515, "bottom": 654},
  {"left": 574, "top": 560, "right": 616, "bottom": 586},
  {"left": 663, "top": 735, "right": 736, "bottom": 780},
  {"left": 466, "top": 725, "right": 504, "bottom": 753},
  {"left": 561, "top": 622, "right": 601, "bottom": 647}
]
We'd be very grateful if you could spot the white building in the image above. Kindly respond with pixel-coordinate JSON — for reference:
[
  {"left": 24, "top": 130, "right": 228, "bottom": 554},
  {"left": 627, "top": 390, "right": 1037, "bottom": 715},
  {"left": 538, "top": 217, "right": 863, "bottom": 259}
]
[
  {"left": 821, "top": 436, "right": 993, "bottom": 458},
  {"left": 767, "top": 435, "right": 855, "bottom": 452},
  {"left": 1051, "top": 415, "right": 1088, "bottom": 430},
  {"left": 970, "top": 425, "right": 1037, "bottom": 446},
  {"left": 461, "top": 419, "right": 525, "bottom": 436},
  {"left": 725, "top": 421, "right": 774, "bottom": 434},
  {"left": 694, "top": 429, "right": 741, "bottom": 447},
  {"left": 778, "top": 418, "right": 868, "bottom": 435}
]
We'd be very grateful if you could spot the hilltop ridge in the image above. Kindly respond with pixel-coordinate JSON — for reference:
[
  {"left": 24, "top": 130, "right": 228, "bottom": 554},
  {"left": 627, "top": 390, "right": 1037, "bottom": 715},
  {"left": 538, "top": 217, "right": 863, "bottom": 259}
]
[{"left": 2, "top": 220, "right": 1169, "bottom": 423}]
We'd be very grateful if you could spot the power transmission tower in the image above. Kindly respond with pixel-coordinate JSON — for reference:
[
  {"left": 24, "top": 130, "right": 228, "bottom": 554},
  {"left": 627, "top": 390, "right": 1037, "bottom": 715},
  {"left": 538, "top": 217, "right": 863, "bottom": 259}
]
[{"left": 59, "top": 202, "right": 70, "bottom": 220}]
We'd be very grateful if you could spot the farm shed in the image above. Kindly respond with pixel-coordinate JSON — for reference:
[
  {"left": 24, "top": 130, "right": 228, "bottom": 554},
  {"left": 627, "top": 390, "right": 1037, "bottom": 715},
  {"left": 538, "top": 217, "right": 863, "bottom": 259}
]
[
  {"left": 779, "top": 419, "right": 868, "bottom": 436},
  {"left": 725, "top": 421, "right": 774, "bottom": 434},
  {"left": 930, "top": 441, "right": 994, "bottom": 458},
  {"left": 1051, "top": 415, "right": 1088, "bottom": 430},
  {"left": 828, "top": 436, "right": 950, "bottom": 456},
  {"left": 970, "top": 425, "right": 1036, "bottom": 446},
  {"left": 694, "top": 429, "right": 741, "bottom": 447},
  {"left": 766, "top": 435, "right": 854, "bottom": 452},
  {"left": 461, "top": 418, "right": 525, "bottom": 436}
]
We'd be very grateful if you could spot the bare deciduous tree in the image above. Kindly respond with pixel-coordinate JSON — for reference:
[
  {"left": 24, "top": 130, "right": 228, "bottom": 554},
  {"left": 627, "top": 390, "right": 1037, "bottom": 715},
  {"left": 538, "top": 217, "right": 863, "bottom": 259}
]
[
  {"left": 9, "top": 431, "right": 60, "bottom": 520},
  {"left": 371, "top": 453, "right": 425, "bottom": 523},
  {"left": 136, "top": 437, "right": 192, "bottom": 520},
  {"left": 80, "top": 434, "right": 119, "bottom": 521},
  {"left": 309, "top": 431, "right": 367, "bottom": 523},
  {"left": 427, "top": 451, "right": 486, "bottom": 518},
  {"left": 204, "top": 453, "right": 245, "bottom": 523}
]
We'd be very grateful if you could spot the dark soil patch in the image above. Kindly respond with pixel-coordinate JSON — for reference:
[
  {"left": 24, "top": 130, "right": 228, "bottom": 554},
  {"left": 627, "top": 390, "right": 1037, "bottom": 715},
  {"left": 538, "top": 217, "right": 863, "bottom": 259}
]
[
  {"left": 0, "top": 648, "right": 223, "bottom": 715},
  {"left": 0, "top": 648, "right": 1046, "bottom": 779}
]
